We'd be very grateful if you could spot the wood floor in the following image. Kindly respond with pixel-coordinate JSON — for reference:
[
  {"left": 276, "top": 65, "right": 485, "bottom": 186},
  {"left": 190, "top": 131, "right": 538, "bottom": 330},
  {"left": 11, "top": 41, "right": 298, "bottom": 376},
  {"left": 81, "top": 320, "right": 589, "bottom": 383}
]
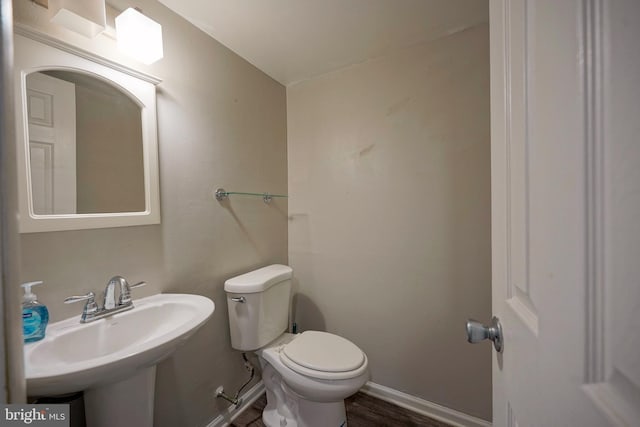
[{"left": 230, "top": 392, "right": 452, "bottom": 427}]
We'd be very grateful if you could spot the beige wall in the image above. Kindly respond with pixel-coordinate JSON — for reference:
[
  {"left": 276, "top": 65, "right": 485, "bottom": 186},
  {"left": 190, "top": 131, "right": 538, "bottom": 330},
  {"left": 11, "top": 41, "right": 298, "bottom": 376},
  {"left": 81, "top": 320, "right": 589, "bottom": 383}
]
[
  {"left": 287, "top": 24, "right": 492, "bottom": 420},
  {"left": 14, "top": 1, "right": 287, "bottom": 426},
  {"left": 74, "top": 79, "right": 145, "bottom": 213}
]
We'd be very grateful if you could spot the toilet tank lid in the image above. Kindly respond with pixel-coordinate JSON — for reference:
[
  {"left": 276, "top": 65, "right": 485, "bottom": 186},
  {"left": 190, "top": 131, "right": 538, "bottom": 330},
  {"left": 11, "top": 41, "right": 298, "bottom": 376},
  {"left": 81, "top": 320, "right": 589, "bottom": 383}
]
[{"left": 224, "top": 264, "right": 292, "bottom": 293}]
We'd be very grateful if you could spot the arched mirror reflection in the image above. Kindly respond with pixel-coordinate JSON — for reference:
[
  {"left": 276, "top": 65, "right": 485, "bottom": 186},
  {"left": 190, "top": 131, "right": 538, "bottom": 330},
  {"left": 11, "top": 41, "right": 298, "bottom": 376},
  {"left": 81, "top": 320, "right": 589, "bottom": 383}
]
[
  {"left": 14, "top": 30, "right": 161, "bottom": 233},
  {"left": 26, "top": 70, "right": 145, "bottom": 215}
]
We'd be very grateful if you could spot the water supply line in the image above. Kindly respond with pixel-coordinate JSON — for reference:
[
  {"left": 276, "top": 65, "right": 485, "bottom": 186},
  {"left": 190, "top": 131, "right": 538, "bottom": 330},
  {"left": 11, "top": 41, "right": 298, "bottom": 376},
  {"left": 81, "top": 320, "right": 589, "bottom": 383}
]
[{"left": 216, "top": 353, "right": 255, "bottom": 406}]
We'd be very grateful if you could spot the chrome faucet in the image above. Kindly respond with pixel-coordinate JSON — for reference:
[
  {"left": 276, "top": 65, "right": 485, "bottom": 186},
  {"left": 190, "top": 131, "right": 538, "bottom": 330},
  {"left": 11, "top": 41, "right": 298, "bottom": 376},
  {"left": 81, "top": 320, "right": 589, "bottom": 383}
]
[
  {"left": 103, "top": 275, "right": 142, "bottom": 309},
  {"left": 65, "top": 276, "right": 146, "bottom": 323}
]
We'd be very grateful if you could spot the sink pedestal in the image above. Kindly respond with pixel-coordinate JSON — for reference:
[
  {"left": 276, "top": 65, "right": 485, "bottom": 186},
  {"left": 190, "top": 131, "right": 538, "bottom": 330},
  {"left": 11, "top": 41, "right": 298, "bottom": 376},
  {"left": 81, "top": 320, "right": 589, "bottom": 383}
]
[{"left": 84, "top": 366, "right": 156, "bottom": 427}]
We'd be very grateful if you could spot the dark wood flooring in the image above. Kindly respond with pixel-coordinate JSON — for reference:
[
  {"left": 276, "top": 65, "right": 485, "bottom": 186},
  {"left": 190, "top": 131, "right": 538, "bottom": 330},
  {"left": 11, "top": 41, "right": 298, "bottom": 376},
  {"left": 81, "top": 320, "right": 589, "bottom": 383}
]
[{"left": 231, "top": 392, "right": 452, "bottom": 427}]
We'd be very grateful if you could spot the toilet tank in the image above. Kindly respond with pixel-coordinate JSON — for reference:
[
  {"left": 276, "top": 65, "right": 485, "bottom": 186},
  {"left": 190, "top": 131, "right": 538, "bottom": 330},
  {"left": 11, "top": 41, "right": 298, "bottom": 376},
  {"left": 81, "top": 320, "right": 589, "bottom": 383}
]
[{"left": 224, "top": 264, "right": 293, "bottom": 351}]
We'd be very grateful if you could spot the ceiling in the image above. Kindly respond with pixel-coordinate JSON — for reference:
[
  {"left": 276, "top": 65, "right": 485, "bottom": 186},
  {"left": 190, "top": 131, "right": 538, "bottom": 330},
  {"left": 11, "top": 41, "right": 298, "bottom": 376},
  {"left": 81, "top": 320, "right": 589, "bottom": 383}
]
[{"left": 157, "top": 0, "right": 488, "bottom": 86}]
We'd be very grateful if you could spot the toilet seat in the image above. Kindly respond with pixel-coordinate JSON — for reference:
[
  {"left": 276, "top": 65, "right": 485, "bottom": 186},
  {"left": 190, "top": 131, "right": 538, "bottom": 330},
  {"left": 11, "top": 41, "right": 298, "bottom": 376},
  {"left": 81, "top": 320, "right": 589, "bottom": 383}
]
[{"left": 280, "top": 331, "right": 368, "bottom": 380}]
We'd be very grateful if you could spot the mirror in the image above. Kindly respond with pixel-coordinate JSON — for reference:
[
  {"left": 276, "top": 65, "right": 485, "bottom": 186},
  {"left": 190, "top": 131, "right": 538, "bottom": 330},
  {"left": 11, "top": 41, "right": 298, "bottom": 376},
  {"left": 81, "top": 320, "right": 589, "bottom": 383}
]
[
  {"left": 27, "top": 70, "right": 145, "bottom": 215},
  {"left": 14, "top": 29, "right": 161, "bottom": 232}
]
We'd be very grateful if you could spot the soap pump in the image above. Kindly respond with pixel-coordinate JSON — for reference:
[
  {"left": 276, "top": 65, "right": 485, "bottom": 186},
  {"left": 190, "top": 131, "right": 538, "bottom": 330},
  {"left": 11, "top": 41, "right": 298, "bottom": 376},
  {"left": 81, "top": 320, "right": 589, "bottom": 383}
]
[{"left": 21, "top": 281, "right": 49, "bottom": 343}]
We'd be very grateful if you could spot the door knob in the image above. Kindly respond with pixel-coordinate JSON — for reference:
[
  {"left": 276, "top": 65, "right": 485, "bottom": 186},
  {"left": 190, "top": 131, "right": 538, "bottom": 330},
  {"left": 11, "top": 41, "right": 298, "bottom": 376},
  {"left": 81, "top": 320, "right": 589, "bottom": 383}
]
[{"left": 466, "top": 316, "right": 503, "bottom": 353}]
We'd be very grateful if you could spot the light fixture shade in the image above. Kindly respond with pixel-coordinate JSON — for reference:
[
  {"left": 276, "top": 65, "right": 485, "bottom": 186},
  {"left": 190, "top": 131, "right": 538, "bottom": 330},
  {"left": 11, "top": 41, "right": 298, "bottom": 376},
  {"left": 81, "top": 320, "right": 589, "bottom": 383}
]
[
  {"left": 115, "top": 8, "right": 164, "bottom": 65},
  {"left": 49, "top": 0, "right": 106, "bottom": 38}
]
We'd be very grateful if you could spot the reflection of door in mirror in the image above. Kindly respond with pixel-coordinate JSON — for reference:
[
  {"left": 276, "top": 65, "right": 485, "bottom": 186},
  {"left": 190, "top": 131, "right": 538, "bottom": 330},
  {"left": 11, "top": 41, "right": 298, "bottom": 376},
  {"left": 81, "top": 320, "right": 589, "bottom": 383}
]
[{"left": 27, "top": 72, "right": 76, "bottom": 214}]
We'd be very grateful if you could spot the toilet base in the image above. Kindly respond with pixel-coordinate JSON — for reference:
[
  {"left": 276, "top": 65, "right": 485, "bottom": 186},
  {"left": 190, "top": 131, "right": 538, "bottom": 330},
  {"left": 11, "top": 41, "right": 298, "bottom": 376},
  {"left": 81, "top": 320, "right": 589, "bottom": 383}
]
[{"left": 261, "top": 363, "right": 348, "bottom": 427}]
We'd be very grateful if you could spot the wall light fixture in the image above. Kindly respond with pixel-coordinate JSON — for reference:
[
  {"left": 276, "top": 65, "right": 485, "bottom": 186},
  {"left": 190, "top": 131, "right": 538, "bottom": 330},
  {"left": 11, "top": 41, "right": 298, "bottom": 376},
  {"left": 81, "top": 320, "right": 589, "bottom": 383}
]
[
  {"left": 115, "top": 8, "right": 164, "bottom": 65},
  {"left": 48, "top": 0, "right": 106, "bottom": 38}
]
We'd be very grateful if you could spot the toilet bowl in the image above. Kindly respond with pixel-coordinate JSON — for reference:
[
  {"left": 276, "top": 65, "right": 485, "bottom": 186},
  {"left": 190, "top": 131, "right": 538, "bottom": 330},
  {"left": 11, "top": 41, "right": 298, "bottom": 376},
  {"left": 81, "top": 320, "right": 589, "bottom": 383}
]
[
  {"left": 257, "top": 332, "right": 369, "bottom": 427},
  {"left": 224, "top": 265, "right": 370, "bottom": 427}
]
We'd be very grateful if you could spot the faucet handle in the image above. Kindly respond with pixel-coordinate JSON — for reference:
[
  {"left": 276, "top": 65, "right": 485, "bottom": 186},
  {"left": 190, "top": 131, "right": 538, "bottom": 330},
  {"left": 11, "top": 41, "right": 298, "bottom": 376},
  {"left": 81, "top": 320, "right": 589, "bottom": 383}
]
[
  {"left": 64, "top": 291, "right": 99, "bottom": 322},
  {"left": 118, "top": 281, "right": 146, "bottom": 306},
  {"left": 64, "top": 291, "right": 96, "bottom": 304},
  {"left": 130, "top": 281, "right": 147, "bottom": 289}
]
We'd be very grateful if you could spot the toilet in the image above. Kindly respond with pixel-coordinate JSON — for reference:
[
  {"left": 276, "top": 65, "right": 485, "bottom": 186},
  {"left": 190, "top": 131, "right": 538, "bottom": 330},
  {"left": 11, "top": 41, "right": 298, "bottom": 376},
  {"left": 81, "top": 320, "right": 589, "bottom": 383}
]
[{"left": 225, "top": 264, "right": 369, "bottom": 427}]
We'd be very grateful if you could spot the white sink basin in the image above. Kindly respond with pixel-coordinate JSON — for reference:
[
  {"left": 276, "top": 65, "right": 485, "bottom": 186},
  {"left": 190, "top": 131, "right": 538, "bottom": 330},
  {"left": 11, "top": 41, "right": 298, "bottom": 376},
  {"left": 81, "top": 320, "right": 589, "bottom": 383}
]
[{"left": 25, "top": 293, "right": 215, "bottom": 396}]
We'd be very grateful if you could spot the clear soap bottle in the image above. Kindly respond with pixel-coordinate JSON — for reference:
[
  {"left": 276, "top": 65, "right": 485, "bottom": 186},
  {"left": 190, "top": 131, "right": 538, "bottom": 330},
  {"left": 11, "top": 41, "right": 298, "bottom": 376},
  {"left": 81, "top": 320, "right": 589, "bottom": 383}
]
[{"left": 21, "top": 281, "right": 49, "bottom": 343}]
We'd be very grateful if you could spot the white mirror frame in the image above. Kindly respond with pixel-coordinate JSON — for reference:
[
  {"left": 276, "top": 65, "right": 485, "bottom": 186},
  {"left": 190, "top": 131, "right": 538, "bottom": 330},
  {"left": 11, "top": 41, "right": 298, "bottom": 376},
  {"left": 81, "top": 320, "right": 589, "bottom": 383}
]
[{"left": 13, "top": 26, "right": 161, "bottom": 233}]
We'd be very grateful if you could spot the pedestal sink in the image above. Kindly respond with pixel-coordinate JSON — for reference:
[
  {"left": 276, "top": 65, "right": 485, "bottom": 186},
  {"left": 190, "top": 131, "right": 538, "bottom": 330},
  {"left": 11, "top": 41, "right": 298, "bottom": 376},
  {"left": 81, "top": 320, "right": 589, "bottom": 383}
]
[{"left": 24, "top": 293, "right": 215, "bottom": 427}]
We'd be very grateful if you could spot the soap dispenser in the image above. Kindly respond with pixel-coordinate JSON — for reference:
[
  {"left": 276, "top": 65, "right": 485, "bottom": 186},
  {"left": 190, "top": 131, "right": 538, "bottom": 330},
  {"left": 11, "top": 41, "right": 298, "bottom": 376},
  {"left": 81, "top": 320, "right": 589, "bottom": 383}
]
[{"left": 21, "top": 281, "right": 49, "bottom": 343}]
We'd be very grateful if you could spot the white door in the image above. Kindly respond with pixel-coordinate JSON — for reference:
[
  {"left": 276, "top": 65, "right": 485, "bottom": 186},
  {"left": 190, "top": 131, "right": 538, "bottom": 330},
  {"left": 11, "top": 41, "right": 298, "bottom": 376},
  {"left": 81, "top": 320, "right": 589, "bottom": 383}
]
[
  {"left": 486, "top": 0, "right": 640, "bottom": 426},
  {"left": 26, "top": 72, "right": 76, "bottom": 214}
]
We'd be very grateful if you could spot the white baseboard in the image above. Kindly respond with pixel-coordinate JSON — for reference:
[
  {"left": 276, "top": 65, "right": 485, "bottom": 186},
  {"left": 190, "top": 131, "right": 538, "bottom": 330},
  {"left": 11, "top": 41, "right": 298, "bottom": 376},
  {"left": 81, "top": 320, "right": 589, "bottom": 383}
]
[
  {"left": 206, "top": 380, "right": 491, "bottom": 427},
  {"left": 206, "top": 381, "right": 265, "bottom": 427},
  {"left": 360, "top": 382, "right": 492, "bottom": 427}
]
